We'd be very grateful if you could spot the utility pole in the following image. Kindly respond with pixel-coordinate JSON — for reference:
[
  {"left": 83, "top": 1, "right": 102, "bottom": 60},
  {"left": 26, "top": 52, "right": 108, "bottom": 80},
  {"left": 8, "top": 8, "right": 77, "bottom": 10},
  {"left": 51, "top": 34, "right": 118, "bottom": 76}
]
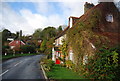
[{"left": 20, "top": 30, "right": 22, "bottom": 54}]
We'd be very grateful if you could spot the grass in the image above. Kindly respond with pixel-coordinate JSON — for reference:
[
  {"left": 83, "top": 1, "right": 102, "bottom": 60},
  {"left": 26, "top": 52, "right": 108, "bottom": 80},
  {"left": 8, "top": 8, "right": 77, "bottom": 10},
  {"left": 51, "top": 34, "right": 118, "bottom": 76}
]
[
  {"left": 46, "top": 64, "right": 84, "bottom": 79},
  {"left": 2, "top": 53, "right": 39, "bottom": 60}
]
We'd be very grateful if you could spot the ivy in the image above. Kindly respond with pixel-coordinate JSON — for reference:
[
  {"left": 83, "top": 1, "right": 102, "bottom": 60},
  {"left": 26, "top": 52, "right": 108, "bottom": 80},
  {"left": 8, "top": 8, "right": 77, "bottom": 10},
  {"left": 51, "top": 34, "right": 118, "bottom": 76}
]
[
  {"left": 59, "top": 39, "right": 68, "bottom": 63},
  {"left": 85, "top": 46, "right": 120, "bottom": 80},
  {"left": 66, "top": 8, "right": 119, "bottom": 80}
]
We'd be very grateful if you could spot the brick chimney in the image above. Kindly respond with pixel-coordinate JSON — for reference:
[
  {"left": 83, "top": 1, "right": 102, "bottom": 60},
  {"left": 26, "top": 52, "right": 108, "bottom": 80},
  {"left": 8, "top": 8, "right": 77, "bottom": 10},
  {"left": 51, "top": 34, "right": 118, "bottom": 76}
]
[{"left": 84, "top": 2, "right": 94, "bottom": 13}]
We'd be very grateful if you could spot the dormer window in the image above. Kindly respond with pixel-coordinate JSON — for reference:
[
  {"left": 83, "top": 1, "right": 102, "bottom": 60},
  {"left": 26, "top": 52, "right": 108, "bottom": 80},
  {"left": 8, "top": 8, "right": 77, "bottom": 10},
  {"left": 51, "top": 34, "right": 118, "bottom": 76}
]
[{"left": 106, "top": 14, "right": 113, "bottom": 23}]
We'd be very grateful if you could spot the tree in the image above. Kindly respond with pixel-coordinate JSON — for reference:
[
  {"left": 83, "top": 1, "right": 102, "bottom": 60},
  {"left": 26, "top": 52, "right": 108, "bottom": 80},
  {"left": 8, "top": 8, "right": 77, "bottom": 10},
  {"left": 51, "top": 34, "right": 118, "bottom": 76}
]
[
  {"left": 33, "top": 28, "right": 42, "bottom": 39},
  {"left": 40, "top": 40, "right": 47, "bottom": 52},
  {"left": 2, "top": 29, "right": 11, "bottom": 45},
  {"left": 57, "top": 26, "right": 63, "bottom": 34},
  {"left": 20, "top": 45, "right": 36, "bottom": 53},
  {"left": 15, "top": 31, "right": 19, "bottom": 40},
  {"left": 45, "top": 38, "right": 55, "bottom": 59},
  {"left": 41, "top": 27, "right": 57, "bottom": 40}
]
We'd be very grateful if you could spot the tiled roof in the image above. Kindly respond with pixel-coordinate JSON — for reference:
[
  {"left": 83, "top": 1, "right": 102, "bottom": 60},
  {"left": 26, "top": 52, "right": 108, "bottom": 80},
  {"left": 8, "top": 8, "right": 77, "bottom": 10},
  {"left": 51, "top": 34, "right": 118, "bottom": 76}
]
[
  {"left": 55, "top": 26, "right": 69, "bottom": 39},
  {"left": 9, "top": 40, "right": 25, "bottom": 46}
]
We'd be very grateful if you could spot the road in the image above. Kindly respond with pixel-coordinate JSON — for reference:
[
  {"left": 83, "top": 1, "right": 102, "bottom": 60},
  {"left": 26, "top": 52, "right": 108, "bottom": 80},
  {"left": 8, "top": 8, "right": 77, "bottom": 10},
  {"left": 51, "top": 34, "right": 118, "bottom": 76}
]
[{"left": 1, "top": 55, "right": 45, "bottom": 79}]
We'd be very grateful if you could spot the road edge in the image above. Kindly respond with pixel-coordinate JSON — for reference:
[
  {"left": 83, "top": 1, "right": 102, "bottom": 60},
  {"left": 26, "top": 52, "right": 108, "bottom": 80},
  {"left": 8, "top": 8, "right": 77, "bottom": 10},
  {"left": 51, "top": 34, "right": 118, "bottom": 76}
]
[{"left": 40, "top": 64, "right": 48, "bottom": 79}]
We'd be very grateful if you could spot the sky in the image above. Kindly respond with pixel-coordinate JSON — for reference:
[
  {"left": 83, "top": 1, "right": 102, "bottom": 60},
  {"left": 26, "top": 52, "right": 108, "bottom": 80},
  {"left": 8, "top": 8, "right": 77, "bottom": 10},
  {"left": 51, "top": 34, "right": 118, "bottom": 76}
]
[{"left": 0, "top": 0, "right": 120, "bottom": 35}]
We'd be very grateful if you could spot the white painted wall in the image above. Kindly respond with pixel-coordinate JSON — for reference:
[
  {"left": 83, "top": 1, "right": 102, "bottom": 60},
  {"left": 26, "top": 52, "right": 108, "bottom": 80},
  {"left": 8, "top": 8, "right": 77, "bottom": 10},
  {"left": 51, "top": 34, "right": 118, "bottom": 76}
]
[
  {"left": 69, "top": 50, "right": 73, "bottom": 61},
  {"left": 52, "top": 47, "right": 56, "bottom": 61}
]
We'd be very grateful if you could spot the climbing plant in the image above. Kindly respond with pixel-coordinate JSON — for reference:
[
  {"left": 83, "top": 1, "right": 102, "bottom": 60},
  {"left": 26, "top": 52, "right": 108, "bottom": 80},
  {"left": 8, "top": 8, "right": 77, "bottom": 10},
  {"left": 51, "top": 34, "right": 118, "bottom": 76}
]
[
  {"left": 59, "top": 39, "right": 68, "bottom": 63},
  {"left": 84, "top": 46, "right": 120, "bottom": 80},
  {"left": 66, "top": 8, "right": 120, "bottom": 80}
]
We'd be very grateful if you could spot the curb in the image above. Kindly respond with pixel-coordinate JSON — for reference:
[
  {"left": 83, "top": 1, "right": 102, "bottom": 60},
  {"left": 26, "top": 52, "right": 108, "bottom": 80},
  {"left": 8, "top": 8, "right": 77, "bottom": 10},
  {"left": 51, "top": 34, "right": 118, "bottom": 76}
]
[{"left": 41, "top": 65, "right": 48, "bottom": 79}]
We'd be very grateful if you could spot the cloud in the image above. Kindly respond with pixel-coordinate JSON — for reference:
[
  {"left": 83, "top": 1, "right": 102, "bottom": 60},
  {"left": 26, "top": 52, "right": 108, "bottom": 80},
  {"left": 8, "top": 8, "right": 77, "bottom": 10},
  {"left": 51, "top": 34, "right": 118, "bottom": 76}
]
[
  {"left": 1, "top": 2, "right": 66, "bottom": 35},
  {"left": 35, "top": 2, "right": 49, "bottom": 15},
  {"left": 1, "top": 3, "right": 35, "bottom": 35},
  {"left": 59, "top": 2, "right": 84, "bottom": 18},
  {"left": 1, "top": 1, "right": 98, "bottom": 35}
]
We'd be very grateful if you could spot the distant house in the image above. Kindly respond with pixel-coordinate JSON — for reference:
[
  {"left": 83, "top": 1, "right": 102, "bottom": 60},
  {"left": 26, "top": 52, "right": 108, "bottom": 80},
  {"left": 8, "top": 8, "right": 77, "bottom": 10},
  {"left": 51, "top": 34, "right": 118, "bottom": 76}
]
[{"left": 9, "top": 40, "right": 25, "bottom": 51}]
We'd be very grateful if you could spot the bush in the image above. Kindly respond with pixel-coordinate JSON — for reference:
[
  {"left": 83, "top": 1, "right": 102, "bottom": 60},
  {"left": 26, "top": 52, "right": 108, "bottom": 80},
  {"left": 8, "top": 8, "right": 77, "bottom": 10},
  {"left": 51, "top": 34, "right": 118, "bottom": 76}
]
[
  {"left": 2, "top": 45, "right": 10, "bottom": 54},
  {"left": 65, "top": 60, "right": 74, "bottom": 69},
  {"left": 84, "top": 46, "right": 120, "bottom": 80},
  {"left": 7, "top": 49, "right": 13, "bottom": 54},
  {"left": 20, "top": 45, "right": 36, "bottom": 53},
  {"left": 41, "top": 59, "right": 54, "bottom": 72}
]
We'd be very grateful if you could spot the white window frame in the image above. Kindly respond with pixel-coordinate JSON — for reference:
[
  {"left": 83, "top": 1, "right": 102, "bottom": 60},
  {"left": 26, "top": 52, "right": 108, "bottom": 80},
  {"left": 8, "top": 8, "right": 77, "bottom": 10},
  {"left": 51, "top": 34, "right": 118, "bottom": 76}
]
[{"left": 106, "top": 14, "right": 113, "bottom": 23}]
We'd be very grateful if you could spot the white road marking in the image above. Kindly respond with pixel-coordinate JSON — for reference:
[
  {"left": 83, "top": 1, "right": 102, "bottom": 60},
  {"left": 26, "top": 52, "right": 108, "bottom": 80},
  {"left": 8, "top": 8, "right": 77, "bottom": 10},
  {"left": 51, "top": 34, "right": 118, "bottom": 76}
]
[
  {"left": 0, "top": 70, "right": 9, "bottom": 76},
  {"left": 14, "top": 61, "right": 23, "bottom": 66}
]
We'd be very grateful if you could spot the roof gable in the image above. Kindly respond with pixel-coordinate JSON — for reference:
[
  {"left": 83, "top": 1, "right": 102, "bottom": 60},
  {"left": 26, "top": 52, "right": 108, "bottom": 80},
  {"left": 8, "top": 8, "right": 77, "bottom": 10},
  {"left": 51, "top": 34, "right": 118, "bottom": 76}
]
[{"left": 9, "top": 40, "right": 25, "bottom": 46}]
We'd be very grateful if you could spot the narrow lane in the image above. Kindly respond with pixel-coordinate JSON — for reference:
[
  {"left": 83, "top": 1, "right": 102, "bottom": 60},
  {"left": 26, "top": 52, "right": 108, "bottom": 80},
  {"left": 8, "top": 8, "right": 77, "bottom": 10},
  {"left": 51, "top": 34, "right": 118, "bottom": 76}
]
[{"left": 1, "top": 55, "right": 45, "bottom": 79}]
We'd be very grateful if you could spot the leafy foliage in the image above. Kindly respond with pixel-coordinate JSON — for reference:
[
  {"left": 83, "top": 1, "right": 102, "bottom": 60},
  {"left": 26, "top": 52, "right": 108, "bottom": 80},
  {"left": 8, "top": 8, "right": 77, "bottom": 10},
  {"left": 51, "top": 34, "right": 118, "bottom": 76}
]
[
  {"left": 2, "top": 29, "right": 11, "bottom": 45},
  {"left": 41, "top": 59, "right": 55, "bottom": 72},
  {"left": 41, "top": 27, "right": 57, "bottom": 40},
  {"left": 84, "top": 46, "right": 120, "bottom": 80},
  {"left": 65, "top": 60, "right": 74, "bottom": 69},
  {"left": 57, "top": 26, "right": 63, "bottom": 34},
  {"left": 32, "top": 28, "right": 42, "bottom": 39},
  {"left": 20, "top": 45, "right": 36, "bottom": 53},
  {"left": 40, "top": 40, "right": 47, "bottom": 52},
  {"left": 59, "top": 39, "right": 68, "bottom": 63},
  {"left": 66, "top": 8, "right": 120, "bottom": 80}
]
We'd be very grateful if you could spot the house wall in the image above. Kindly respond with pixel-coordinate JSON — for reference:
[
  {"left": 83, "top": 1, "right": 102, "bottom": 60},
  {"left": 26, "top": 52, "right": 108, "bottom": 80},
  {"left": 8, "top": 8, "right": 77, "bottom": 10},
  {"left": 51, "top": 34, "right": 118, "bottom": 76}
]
[
  {"left": 69, "top": 17, "right": 80, "bottom": 28},
  {"left": 52, "top": 34, "right": 66, "bottom": 63},
  {"left": 55, "top": 35, "right": 66, "bottom": 46}
]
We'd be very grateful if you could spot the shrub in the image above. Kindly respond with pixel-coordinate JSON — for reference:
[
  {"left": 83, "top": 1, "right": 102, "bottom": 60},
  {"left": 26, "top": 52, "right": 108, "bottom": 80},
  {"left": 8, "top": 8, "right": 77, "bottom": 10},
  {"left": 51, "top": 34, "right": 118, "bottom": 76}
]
[
  {"left": 41, "top": 59, "right": 54, "bottom": 72},
  {"left": 84, "top": 46, "right": 119, "bottom": 80},
  {"left": 65, "top": 60, "right": 74, "bottom": 69},
  {"left": 7, "top": 49, "right": 13, "bottom": 54},
  {"left": 20, "top": 45, "right": 36, "bottom": 53},
  {"left": 2, "top": 45, "right": 10, "bottom": 54}
]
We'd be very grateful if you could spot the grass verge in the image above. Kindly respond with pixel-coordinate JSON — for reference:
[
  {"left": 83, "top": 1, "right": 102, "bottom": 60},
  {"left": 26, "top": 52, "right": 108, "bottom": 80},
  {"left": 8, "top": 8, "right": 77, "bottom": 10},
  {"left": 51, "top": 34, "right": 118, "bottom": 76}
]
[
  {"left": 2, "top": 53, "right": 39, "bottom": 60},
  {"left": 46, "top": 64, "right": 84, "bottom": 79}
]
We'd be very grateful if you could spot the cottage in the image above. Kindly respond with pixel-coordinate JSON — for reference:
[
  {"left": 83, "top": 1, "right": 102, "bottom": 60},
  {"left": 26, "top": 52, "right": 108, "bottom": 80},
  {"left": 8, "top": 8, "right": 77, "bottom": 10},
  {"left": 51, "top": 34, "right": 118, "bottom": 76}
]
[
  {"left": 9, "top": 40, "right": 25, "bottom": 51},
  {"left": 52, "top": 2, "right": 120, "bottom": 65},
  {"left": 52, "top": 16, "right": 80, "bottom": 64},
  {"left": 68, "top": 2, "right": 120, "bottom": 65},
  {"left": 52, "top": 27, "right": 69, "bottom": 64}
]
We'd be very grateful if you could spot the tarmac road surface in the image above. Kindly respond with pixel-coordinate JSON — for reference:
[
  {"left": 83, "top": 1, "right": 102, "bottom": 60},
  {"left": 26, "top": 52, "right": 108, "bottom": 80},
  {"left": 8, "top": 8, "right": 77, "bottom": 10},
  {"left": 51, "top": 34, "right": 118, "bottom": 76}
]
[{"left": 1, "top": 54, "right": 45, "bottom": 79}]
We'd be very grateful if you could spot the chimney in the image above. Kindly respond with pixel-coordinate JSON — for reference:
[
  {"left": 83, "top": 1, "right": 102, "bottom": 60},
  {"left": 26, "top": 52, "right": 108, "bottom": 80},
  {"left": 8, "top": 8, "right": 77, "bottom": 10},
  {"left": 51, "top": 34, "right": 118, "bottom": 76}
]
[{"left": 84, "top": 2, "right": 94, "bottom": 13}]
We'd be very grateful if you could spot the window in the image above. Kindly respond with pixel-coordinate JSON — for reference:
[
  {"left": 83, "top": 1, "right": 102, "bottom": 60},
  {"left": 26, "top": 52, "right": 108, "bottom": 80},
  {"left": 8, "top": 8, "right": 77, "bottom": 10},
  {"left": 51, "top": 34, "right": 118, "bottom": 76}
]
[
  {"left": 106, "top": 14, "right": 113, "bottom": 22},
  {"left": 69, "top": 50, "right": 73, "bottom": 61},
  {"left": 11, "top": 46, "right": 15, "bottom": 49}
]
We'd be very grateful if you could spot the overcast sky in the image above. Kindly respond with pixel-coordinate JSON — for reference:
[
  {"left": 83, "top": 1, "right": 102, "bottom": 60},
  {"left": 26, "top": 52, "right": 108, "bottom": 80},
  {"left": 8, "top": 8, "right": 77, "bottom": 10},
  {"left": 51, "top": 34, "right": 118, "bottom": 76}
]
[{"left": 0, "top": 0, "right": 120, "bottom": 35}]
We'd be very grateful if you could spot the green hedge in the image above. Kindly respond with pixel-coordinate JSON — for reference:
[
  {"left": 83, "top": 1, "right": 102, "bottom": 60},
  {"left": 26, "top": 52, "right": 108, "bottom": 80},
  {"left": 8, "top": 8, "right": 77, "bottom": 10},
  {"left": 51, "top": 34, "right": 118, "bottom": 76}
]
[{"left": 83, "top": 46, "right": 120, "bottom": 80}]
